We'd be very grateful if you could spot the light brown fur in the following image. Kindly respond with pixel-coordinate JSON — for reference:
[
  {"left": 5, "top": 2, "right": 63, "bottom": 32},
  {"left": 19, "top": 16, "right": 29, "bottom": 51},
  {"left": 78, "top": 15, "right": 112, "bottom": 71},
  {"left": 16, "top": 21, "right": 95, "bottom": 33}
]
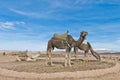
[
  {"left": 46, "top": 35, "right": 75, "bottom": 67},
  {"left": 74, "top": 31, "right": 101, "bottom": 61}
]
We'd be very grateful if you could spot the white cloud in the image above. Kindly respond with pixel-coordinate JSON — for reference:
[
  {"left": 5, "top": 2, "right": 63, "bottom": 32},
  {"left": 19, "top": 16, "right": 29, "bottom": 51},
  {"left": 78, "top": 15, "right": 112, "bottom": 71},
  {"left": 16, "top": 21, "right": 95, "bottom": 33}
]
[
  {"left": 9, "top": 8, "right": 71, "bottom": 20},
  {"left": 9, "top": 8, "right": 35, "bottom": 16},
  {"left": 0, "top": 21, "right": 25, "bottom": 30},
  {"left": 0, "top": 22, "right": 14, "bottom": 29},
  {"left": 15, "top": 21, "right": 25, "bottom": 25},
  {"left": 9, "top": 8, "right": 49, "bottom": 19}
]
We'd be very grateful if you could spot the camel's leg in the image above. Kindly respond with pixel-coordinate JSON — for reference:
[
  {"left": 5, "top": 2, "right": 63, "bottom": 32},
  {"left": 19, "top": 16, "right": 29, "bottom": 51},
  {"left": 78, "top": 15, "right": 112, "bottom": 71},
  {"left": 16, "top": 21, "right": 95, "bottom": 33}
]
[
  {"left": 46, "top": 49, "right": 53, "bottom": 66},
  {"left": 46, "top": 51, "right": 49, "bottom": 65},
  {"left": 93, "top": 52, "right": 101, "bottom": 61},
  {"left": 84, "top": 50, "right": 89, "bottom": 57},
  {"left": 74, "top": 47, "right": 78, "bottom": 60},
  {"left": 83, "top": 50, "right": 89, "bottom": 61},
  {"left": 87, "top": 42, "right": 101, "bottom": 61},
  {"left": 49, "top": 49, "right": 53, "bottom": 66},
  {"left": 46, "top": 48, "right": 51, "bottom": 65},
  {"left": 64, "top": 52, "right": 68, "bottom": 67},
  {"left": 68, "top": 52, "right": 71, "bottom": 67},
  {"left": 90, "top": 50, "right": 101, "bottom": 61}
]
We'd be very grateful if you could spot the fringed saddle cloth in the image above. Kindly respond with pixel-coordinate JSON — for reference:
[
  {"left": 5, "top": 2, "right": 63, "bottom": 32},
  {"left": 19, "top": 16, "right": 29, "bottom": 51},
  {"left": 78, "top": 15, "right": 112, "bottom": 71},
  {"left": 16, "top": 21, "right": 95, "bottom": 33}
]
[
  {"left": 53, "top": 32, "right": 68, "bottom": 40},
  {"left": 53, "top": 32, "right": 71, "bottom": 48}
]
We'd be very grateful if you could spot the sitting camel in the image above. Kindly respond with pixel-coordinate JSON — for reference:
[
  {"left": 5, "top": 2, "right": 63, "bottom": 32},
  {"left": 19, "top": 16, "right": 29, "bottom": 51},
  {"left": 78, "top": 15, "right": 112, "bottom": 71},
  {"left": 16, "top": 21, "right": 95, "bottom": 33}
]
[{"left": 16, "top": 50, "right": 40, "bottom": 61}]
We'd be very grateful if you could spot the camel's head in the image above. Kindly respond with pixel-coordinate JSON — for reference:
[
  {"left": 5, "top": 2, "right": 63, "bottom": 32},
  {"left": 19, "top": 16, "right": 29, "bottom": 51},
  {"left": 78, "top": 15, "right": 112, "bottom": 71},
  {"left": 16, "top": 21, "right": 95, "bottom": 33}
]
[{"left": 80, "top": 31, "right": 88, "bottom": 38}]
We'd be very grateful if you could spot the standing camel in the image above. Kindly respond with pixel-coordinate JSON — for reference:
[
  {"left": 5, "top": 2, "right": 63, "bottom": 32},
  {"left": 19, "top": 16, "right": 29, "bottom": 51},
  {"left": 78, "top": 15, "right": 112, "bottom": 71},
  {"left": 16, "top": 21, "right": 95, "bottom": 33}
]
[
  {"left": 46, "top": 32, "right": 75, "bottom": 67},
  {"left": 74, "top": 31, "right": 101, "bottom": 61}
]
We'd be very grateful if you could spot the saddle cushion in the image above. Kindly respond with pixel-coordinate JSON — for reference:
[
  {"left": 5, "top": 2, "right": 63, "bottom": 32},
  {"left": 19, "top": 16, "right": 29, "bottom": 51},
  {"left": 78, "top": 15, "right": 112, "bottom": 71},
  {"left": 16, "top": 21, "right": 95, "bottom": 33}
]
[{"left": 53, "top": 32, "right": 68, "bottom": 40}]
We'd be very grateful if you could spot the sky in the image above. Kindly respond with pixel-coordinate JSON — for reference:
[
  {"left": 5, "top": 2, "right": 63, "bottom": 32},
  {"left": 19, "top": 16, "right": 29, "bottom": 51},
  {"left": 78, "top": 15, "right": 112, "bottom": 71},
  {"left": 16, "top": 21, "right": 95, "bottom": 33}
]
[{"left": 0, "top": 0, "right": 120, "bottom": 51}]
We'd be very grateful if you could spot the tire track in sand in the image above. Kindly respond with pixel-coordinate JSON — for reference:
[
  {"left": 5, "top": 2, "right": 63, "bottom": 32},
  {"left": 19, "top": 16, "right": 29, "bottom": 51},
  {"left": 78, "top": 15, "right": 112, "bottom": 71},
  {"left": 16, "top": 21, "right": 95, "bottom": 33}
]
[{"left": 0, "top": 60, "right": 120, "bottom": 79}]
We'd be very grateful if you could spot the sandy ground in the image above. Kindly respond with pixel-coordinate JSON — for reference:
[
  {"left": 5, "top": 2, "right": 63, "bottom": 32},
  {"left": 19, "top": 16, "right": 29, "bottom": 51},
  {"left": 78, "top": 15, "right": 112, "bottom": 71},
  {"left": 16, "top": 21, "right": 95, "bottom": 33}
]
[{"left": 0, "top": 53, "right": 120, "bottom": 80}]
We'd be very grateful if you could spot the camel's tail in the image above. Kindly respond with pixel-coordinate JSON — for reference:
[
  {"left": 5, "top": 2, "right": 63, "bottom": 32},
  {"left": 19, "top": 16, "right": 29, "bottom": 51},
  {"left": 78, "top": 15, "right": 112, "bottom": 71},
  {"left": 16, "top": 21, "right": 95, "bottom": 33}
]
[{"left": 87, "top": 42, "right": 101, "bottom": 61}]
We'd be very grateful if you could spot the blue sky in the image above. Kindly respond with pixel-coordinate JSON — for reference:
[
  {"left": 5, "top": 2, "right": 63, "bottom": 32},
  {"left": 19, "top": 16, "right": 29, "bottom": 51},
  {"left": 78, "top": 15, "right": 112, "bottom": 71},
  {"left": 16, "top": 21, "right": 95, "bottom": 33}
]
[{"left": 0, "top": 0, "right": 120, "bottom": 51}]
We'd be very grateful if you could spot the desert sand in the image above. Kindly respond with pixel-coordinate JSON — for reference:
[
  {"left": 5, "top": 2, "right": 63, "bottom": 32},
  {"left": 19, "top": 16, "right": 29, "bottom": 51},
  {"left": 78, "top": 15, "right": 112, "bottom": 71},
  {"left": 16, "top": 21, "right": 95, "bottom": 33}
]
[{"left": 0, "top": 51, "right": 120, "bottom": 80}]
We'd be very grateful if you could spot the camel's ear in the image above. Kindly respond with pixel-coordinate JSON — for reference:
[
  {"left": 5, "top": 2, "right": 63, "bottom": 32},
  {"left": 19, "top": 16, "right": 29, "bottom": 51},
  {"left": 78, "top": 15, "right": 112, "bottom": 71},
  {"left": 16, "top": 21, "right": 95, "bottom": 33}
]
[
  {"left": 80, "top": 31, "right": 83, "bottom": 34},
  {"left": 80, "top": 31, "right": 83, "bottom": 36}
]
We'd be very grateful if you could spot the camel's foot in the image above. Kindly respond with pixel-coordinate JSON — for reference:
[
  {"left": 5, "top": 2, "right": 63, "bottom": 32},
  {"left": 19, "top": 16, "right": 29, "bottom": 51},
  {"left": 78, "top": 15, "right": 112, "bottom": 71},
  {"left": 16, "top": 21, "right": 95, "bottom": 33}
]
[
  {"left": 68, "top": 64, "right": 72, "bottom": 67},
  {"left": 64, "top": 64, "right": 72, "bottom": 67},
  {"left": 50, "top": 63, "right": 54, "bottom": 66},
  {"left": 64, "top": 63, "right": 67, "bottom": 67},
  {"left": 46, "top": 62, "right": 54, "bottom": 66},
  {"left": 64, "top": 63, "right": 71, "bottom": 67},
  {"left": 64, "top": 62, "right": 72, "bottom": 67},
  {"left": 97, "top": 57, "right": 101, "bottom": 61},
  {"left": 96, "top": 55, "right": 101, "bottom": 61}
]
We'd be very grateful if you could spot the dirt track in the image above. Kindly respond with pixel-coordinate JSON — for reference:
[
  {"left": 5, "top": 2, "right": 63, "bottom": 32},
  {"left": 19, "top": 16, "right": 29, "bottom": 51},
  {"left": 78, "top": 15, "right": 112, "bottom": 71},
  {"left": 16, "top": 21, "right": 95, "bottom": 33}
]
[{"left": 0, "top": 54, "right": 120, "bottom": 80}]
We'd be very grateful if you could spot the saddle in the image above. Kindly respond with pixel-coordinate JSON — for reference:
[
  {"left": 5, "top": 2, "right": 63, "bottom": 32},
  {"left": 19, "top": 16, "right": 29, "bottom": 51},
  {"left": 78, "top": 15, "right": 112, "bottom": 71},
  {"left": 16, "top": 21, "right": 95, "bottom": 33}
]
[
  {"left": 53, "top": 32, "right": 68, "bottom": 40},
  {"left": 52, "top": 32, "right": 71, "bottom": 48}
]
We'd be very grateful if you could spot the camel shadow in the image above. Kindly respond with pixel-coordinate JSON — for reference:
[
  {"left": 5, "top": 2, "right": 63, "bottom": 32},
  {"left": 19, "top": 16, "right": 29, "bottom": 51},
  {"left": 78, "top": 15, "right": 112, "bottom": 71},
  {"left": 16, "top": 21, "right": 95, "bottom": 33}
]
[
  {"left": 71, "top": 59, "right": 99, "bottom": 62},
  {"left": 47, "top": 61, "right": 74, "bottom": 66}
]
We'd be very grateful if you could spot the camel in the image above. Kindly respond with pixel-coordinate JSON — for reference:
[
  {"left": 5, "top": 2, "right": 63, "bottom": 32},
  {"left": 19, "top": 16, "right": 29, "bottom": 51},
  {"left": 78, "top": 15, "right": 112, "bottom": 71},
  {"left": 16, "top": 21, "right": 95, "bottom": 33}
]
[
  {"left": 46, "top": 32, "right": 75, "bottom": 67},
  {"left": 46, "top": 31, "right": 100, "bottom": 67},
  {"left": 74, "top": 31, "right": 101, "bottom": 61},
  {"left": 16, "top": 50, "right": 41, "bottom": 61}
]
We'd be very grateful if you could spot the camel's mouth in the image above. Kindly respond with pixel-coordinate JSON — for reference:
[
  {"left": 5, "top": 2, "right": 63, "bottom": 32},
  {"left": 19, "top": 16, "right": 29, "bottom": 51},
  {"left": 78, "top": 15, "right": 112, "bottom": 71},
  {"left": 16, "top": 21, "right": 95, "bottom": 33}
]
[{"left": 81, "top": 31, "right": 88, "bottom": 37}]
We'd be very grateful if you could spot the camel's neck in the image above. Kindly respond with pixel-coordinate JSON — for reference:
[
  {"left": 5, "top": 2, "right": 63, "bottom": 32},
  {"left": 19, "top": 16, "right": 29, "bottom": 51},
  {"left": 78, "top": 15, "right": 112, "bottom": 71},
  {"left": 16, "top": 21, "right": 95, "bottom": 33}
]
[
  {"left": 67, "top": 35, "right": 76, "bottom": 47},
  {"left": 78, "top": 36, "right": 85, "bottom": 41},
  {"left": 76, "top": 36, "right": 85, "bottom": 46}
]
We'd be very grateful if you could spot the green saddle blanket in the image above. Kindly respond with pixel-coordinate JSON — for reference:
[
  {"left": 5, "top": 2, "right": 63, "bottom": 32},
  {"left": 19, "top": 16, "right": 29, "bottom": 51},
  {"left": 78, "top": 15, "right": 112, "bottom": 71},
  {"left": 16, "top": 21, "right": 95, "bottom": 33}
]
[{"left": 54, "top": 32, "right": 68, "bottom": 40}]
